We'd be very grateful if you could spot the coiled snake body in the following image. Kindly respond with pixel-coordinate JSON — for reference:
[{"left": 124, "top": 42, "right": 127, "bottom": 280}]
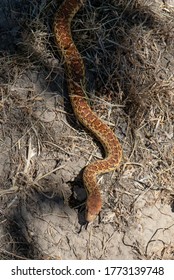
[{"left": 54, "top": 0, "right": 122, "bottom": 222}]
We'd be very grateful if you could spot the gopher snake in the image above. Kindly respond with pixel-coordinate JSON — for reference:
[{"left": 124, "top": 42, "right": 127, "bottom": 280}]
[{"left": 54, "top": 0, "right": 122, "bottom": 222}]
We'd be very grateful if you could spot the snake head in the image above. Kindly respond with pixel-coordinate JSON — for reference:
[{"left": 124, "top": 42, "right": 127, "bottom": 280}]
[{"left": 85, "top": 193, "right": 102, "bottom": 223}]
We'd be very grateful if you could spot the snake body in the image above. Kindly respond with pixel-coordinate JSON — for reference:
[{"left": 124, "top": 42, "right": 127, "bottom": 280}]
[{"left": 54, "top": 0, "right": 122, "bottom": 222}]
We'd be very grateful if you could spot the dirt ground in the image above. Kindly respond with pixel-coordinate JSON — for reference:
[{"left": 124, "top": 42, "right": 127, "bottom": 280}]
[{"left": 0, "top": 0, "right": 174, "bottom": 260}]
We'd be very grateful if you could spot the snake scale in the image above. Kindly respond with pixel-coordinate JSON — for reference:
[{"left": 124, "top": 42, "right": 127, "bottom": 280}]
[{"left": 54, "top": 0, "right": 122, "bottom": 222}]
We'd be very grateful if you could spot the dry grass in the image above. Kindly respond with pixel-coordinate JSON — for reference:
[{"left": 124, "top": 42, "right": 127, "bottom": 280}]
[{"left": 0, "top": 0, "right": 174, "bottom": 259}]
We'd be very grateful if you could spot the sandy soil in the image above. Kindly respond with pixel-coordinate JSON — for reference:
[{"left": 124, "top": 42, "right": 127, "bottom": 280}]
[{"left": 0, "top": 0, "right": 174, "bottom": 259}]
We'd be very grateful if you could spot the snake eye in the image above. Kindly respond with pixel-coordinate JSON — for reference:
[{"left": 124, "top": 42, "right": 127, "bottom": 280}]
[
  {"left": 85, "top": 204, "right": 98, "bottom": 223},
  {"left": 85, "top": 210, "right": 97, "bottom": 223}
]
